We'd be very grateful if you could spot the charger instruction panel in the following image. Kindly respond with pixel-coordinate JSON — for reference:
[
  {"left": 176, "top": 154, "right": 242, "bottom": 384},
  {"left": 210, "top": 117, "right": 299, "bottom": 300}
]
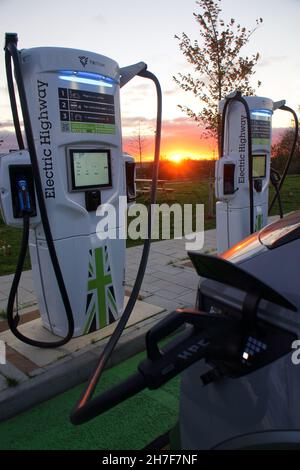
[{"left": 58, "top": 87, "right": 115, "bottom": 135}]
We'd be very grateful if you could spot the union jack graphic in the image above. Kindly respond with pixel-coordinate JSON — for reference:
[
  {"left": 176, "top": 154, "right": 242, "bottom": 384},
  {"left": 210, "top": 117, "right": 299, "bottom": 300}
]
[{"left": 83, "top": 246, "right": 118, "bottom": 334}]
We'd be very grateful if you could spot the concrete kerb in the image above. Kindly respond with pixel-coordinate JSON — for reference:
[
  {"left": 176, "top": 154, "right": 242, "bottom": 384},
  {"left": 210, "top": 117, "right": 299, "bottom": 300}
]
[{"left": 0, "top": 308, "right": 170, "bottom": 423}]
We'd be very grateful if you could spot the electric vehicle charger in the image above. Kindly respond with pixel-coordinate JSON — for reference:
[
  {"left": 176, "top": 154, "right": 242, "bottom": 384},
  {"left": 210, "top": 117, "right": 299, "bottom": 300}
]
[
  {"left": 2, "top": 33, "right": 161, "bottom": 349},
  {"left": 219, "top": 92, "right": 255, "bottom": 236},
  {"left": 216, "top": 91, "right": 299, "bottom": 253}
]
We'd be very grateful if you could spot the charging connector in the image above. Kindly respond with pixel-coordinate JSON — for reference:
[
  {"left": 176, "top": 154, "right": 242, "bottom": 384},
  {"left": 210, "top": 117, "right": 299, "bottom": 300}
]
[
  {"left": 17, "top": 179, "right": 32, "bottom": 213},
  {"left": 9, "top": 164, "right": 36, "bottom": 218}
]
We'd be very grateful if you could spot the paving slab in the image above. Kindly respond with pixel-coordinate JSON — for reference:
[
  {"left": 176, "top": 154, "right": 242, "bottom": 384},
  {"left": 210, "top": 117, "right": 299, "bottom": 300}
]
[
  {"left": 143, "top": 294, "right": 185, "bottom": 311},
  {"left": 0, "top": 297, "right": 164, "bottom": 368},
  {"left": 176, "top": 290, "right": 198, "bottom": 306}
]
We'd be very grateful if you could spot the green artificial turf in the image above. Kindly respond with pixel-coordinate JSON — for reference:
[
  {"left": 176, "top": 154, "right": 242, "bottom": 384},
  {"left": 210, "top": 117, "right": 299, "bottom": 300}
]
[{"left": 0, "top": 349, "right": 180, "bottom": 450}]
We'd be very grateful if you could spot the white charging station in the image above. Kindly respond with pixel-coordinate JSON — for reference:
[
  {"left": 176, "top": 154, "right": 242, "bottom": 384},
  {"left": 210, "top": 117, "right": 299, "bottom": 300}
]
[
  {"left": 0, "top": 46, "right": 138, "bottom": 338},
  {"left": 215, "top": 95, "right": 285, "bottom": 254}
]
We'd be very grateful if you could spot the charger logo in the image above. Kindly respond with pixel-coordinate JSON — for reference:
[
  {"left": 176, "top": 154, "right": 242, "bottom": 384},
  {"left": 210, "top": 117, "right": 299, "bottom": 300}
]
[
  {"left": 177, "top": 338, "right": 210, "bottom": 360},
  {"left": 78, "top": 56, "right": 88, "bottom": 68}
]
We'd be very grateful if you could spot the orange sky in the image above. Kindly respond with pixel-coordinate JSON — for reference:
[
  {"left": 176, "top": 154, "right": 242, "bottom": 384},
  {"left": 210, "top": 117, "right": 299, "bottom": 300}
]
[
  {"left": 123, "top": 117, "right": 217, "bottom": 162},
  {"left": 123, "top": 116, "right": 286, "bottom": 163}
]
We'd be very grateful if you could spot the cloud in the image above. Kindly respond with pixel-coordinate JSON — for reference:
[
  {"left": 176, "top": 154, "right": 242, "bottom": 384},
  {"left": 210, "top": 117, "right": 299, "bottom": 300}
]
[
  {"left": 92, "top": 14, "right": 107, "bottom": 24},
  {"left": 121, "top": 81, "right": 152, "bottom": 97},
  {"left": 123, "top": 115, "right": 204, "bottom": 132},
  {"left": 122, "top": 116, "right": 155, "bottom": 129},
  {"left": 258, "top": 56, "right": 288, "bottom": 67}
]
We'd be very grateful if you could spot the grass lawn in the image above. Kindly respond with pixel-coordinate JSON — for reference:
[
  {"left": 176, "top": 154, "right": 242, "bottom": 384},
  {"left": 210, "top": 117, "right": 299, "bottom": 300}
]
[
  {"left": 0, "top": 217, "right": 31, "bottom": 275},
  {"left": 0, "top": 348, "right": 180, "bottom": 450},
  {"left": 0, "top": 175, "right": 299, "bottom": 276}
]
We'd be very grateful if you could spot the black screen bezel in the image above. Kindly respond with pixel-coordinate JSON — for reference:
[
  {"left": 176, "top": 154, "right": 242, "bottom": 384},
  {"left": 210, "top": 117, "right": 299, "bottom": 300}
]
[{"left": 69, "top": 148, "right": 112, "bottom": 190}]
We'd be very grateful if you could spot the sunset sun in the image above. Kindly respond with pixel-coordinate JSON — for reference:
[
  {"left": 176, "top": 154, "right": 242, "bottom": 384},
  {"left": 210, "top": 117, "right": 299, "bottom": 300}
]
[{"left": 169, "top": 154, "right": 184, "bottom": 164}]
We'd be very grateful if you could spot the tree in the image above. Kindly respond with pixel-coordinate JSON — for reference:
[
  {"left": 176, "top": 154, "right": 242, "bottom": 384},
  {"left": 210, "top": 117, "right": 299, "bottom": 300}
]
[
  {"left": 272, "top": 128, "right": 300, "bottom": 175},
  {"left": 129, "top": 121, "right": 149, "bottom": 169},
  {"left": 174, "top": 0, "right": 263, "bottom": 141}
]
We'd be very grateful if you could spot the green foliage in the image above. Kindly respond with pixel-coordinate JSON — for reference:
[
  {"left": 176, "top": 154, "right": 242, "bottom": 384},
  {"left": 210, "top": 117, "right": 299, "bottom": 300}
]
[
  {"left": 0, "top": 310, "right": 6, "bottom": 319},
  {"left": 174, "top": 0, "right": 262, "bottom": 138},
  {"left": 272, "top": 128, "right": 300, "bottom": 174},
  {"left": 268, "top": 175, "right": 300, "bottom": 216},
  {"left": 0, "top": 216, "right": 31, "bottom": 275}
]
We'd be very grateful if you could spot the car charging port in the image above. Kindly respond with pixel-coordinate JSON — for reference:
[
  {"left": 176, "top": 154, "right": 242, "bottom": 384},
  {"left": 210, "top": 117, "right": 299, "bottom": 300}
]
[{"left": 9, "top": 164, "right": 37, "bottom": 218}]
